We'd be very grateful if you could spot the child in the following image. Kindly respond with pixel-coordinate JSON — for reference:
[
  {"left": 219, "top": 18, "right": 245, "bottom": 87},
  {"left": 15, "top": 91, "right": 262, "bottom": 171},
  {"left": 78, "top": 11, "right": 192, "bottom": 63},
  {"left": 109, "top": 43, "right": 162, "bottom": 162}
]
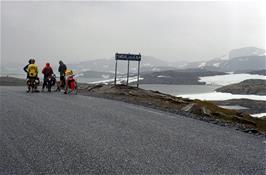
[{"left": 64, "top": 70, "right": 77, "bottom": 94}]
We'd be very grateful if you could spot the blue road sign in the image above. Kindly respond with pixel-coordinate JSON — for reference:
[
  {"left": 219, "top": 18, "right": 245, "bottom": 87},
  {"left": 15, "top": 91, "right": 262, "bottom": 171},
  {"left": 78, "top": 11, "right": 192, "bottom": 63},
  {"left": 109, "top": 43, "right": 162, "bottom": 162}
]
[{"left": 115, "top": 53, "right": 141, "bottom": 61}]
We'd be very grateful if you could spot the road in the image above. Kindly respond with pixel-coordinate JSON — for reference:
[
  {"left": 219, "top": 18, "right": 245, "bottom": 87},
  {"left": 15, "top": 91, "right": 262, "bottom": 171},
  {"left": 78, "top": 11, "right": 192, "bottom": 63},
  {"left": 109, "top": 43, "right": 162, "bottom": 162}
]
[{"left": 0, "top": 86, "right": 265, "bottom": 174}]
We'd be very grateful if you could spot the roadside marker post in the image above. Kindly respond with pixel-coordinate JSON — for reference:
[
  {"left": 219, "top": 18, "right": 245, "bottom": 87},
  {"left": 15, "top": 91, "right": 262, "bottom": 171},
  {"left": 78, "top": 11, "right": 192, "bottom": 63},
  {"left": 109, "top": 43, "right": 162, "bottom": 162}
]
[{"left": 114, "top": 53, "right": 141, "bottom": 88}]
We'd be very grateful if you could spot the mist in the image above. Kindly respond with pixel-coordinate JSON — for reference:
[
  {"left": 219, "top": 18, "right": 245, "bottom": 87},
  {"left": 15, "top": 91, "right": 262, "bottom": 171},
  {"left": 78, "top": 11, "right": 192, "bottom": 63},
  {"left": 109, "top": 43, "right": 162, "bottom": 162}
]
[{"left": 1, "top": 1, "right": 265, "bottom": 66}]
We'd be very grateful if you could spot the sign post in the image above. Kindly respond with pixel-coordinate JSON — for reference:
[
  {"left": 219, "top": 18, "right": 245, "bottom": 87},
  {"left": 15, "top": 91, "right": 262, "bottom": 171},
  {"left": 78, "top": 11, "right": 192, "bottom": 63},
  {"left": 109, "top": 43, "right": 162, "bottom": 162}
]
[
  {"left": 137, "top": 60, "right": 140, "bottom": 88},
  {"left": 114, "top": 53, "right": 141, "bottom": 87},
  {"left": 114, "top": 59, "right": 118, "bottom": 85},
  {"left": 127, "top": 60, "right": 130, "bottom": 85}
]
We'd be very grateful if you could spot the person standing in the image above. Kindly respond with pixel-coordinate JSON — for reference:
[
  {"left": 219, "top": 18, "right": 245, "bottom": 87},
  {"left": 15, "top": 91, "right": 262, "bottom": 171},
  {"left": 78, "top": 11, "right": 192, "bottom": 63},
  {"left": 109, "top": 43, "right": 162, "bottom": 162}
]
[
  {"left": 23, "top": 59, "right": 32, "bottom": 78},
  {"left": 42, "top": 63, "right": 54, "bottom": 92},
  {"left": 27, "top": 59, "right": 38, "bottom": 78},
  {"left": 58, "top": 60, "right": 67, "bottom": 89},
  {"left": 27, "top": 59, "right": 40, "bottom": 92}
]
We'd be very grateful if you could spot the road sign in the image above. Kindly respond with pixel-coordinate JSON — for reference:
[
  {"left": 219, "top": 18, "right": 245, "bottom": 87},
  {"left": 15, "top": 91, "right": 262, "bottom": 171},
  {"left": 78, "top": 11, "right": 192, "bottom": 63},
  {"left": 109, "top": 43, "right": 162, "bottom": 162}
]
[
  {"left": 115, "top": 53, "right": 141, "bottom": 61},
  {"left": 114, "top": 53, "right": 141, "bottom": 88}
]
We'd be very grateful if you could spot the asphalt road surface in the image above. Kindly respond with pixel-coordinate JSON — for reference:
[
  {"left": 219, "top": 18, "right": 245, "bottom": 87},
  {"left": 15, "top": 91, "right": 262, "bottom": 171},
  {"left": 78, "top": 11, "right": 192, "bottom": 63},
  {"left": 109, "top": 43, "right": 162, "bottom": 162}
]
[{"left": 0, "top": 86, "right": 265, "bottom": 175}]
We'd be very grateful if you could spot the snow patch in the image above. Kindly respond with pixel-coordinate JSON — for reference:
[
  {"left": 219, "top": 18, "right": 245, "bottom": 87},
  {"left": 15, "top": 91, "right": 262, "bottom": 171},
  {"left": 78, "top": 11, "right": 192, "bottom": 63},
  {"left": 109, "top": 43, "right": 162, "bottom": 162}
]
[
  {"left": 199, "top": 74, "right": 266, "bottom": 86},
  {"left": 101, "top": 74, "right": 110, "bottom": 79},
  {"left": 178, "top": 92, "right": 266, "bottom": 101},
  {"left": 142, "top": 63, "right": 153, "bottom": 67},
  {"left": 157, "top": 75, "right": 169, "bottom": 78},
  {"left": 198, "top": 62, "right": 206, "bottom": 68},
  {"left": 251, "top": 113, "right": 266, "bottom": 118},
  {"left": 90, "top": 76, "right": 143, "bottom": 85},
  {"left": 219, "top": 105, "right": 248, "bottom": 110},
  {"left": 177, "top": 64, "right": 188, "bottom": 68},
  {"left": 213, "top": 63, "right": 220, "bottom": 67},
  {"left": 220, "top": 55, "right": 229, "bottom": 60}
]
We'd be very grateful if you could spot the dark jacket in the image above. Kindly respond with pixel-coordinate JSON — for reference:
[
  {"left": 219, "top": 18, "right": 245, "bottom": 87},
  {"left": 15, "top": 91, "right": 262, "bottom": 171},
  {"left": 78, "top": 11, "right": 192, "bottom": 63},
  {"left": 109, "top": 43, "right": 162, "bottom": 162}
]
[
  {"left": 58, "top": 64, "right": 67, "bottom": 77},
  {"left": 23, "top": 64, "right": 29, "bottom": 73},
  {"left": 23, "top": 64, "right": 30, "bottom": 78}
]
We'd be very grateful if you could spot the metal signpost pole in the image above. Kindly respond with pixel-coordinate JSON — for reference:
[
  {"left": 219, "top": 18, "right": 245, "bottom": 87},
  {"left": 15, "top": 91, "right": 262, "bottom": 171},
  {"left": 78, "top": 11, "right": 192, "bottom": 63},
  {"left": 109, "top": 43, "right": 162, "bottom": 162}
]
[
  {"left": 127, "top": 60, "right": 130, "bottom": 86},
  {"left": 137, "top": 60, "right": 140, "bottom": 88},
  {"left": 114, "top": 59, "right": 117, "bottom": 85}
]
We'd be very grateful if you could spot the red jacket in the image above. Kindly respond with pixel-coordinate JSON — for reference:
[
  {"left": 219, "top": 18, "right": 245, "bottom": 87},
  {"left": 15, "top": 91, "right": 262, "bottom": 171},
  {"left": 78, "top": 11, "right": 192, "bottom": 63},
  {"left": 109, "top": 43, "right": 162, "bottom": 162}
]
[{"left": 42, "top": 64, "right": 53, "bottom": 77}]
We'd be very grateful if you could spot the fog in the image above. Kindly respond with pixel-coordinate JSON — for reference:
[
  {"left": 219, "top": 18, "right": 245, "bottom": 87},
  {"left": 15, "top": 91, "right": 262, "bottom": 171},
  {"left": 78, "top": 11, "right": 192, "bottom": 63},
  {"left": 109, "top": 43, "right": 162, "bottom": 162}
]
[{"left": 1, "top": 1, "right": 265, "bottom": 66}]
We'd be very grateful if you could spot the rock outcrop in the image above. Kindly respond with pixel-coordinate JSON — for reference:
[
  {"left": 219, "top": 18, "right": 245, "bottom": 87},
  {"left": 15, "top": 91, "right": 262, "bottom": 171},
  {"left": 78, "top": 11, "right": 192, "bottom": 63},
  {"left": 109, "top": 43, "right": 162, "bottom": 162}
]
[{"left": 216, "top": 79, "right": 266, "bottom": 95}]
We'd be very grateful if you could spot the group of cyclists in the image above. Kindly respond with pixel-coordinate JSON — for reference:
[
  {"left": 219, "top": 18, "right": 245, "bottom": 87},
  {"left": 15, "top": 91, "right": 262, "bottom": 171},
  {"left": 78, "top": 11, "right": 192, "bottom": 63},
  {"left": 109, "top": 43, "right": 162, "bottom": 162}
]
[{"left": 23, "top": 59, "right": 77, "bottom": 94}]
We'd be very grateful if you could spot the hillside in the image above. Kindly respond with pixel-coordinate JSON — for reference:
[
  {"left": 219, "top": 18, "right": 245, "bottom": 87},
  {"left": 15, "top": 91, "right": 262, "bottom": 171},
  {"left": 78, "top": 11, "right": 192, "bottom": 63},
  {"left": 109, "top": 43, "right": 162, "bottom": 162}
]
[
  {"left": 248, "top": 69, "right": 266, "bottom": 76},
  {"left": 1, "top": 47, "right": 265, "bottom": 78},
  {"left": 69, "top": 56, "right": 174, "bottom": 73},
  {"left": 80, "top": 71, "right": 114, "bottom": 79},
  {"left": 216, "top": 79, "right": 266, "bottom": 95},
  {"left": 229, "top": 47, "right": 265, "bottom": 59},
  {"left": 139, "top": 69, "right": 227, "bottom": 85}
]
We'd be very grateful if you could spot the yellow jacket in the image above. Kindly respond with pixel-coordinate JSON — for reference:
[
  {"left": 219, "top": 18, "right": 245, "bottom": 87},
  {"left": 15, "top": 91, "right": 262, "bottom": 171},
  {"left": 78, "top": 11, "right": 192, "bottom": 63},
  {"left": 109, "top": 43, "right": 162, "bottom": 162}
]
[{"left": 27, "top": 64, "right": 38, "bottom": 77}]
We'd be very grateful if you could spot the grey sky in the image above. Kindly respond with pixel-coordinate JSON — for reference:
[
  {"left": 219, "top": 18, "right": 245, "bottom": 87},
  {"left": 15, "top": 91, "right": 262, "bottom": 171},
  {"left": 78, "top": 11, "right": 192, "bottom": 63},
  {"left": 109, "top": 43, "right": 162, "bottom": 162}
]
[{"left": 1, "top": 1, "right": 265, "bottom": 65}]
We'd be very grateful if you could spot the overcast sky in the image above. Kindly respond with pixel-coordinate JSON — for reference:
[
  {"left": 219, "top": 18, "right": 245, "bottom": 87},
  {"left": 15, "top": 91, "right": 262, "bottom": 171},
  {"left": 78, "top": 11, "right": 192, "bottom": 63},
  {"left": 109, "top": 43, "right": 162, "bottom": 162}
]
[{"left": 1, "top": 1, "right": 265, "bottom": 65}]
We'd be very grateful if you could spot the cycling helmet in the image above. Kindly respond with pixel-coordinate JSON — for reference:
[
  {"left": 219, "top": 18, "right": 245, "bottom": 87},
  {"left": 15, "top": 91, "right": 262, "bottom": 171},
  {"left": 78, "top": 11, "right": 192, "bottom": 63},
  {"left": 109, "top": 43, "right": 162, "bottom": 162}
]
[{"left": 65, "top": 69, "right": 73, "bottom": 76}]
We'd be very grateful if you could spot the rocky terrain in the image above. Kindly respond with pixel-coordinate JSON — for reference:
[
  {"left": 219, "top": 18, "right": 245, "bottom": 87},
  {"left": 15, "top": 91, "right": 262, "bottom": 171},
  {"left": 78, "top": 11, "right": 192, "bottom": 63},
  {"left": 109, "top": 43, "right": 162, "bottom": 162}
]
[
  {"left": 139, "top": 69, "right": 226, "bottom": 85},
  {"left": 78, "top": 84, "right": 266, "bottom": 134},
  {"left": 216, "top": 79, "right": 266, "bottom": 95},
  {"left": 212, "top": 99, "right": 266, "bottom": 114}
]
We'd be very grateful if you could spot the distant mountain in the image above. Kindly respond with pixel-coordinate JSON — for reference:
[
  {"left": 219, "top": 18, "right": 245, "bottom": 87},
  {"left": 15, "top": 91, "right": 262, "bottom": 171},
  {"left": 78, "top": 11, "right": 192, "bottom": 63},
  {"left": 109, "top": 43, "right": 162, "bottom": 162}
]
[
  {"left": 185, "top": 47, "right": 266, "bottom": 72},
  {"left": 222, "top": 56, "right": 266, "bottom": 72},
  {"left": 69, "top": 56, "right": 176, "bottom": 74},
  {"left": 229, "top": 47, "right": 265, "bottom": 59},
  {"left": 248, "top": 69, "right": 266, "bottom": 76},
  {"left": 79, "top": 71, "right": 115, "bottom": 79},
  {"left": 2, "top": 47, "right": 265, "bottom": 78}
]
